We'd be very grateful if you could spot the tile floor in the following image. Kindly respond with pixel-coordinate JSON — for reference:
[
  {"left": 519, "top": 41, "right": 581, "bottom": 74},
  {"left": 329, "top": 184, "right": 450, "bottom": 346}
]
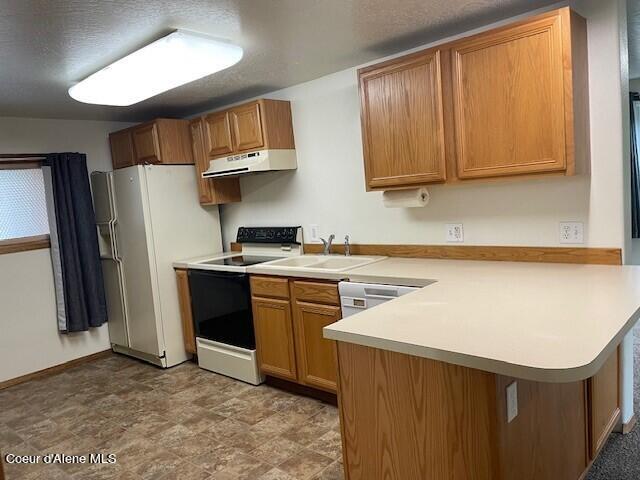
[{"left": 0, "top": 354, "right": 344, "bottom": 480}]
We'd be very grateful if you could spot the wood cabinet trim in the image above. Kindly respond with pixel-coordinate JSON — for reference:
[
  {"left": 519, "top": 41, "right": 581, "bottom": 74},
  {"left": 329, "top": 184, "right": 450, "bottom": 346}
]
[{"left": 175, "top": 269, "right": 196, "bottom": 355}]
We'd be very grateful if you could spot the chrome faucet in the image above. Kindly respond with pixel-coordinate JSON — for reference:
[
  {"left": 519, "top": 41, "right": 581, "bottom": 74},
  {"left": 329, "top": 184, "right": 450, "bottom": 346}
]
[
  {"left": 344, "top": 235, "right": 351, "bottom": 256},
  {"left": 321, "top": 234, "right": 335, "bottom": 255}
]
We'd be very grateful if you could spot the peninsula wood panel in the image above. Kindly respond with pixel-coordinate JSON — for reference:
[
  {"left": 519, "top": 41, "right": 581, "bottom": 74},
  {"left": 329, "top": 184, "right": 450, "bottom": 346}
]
[
  {"left": 109, "top": 129, "right": 136, "bottom": 169},
  {"left": 204, "top": 111, "right": 234, "bottom": 158},
  {"left": 588, "top": 348, "right": 620, "bottom": 459},
  {"left": 450, "top": 8, "right": 584, "bottom": 179},
  {"left": 337, "top": 342, "right": 500, "bottom": 479},
  {"left": 251, "top": 296, "right": 298, "bottom": 381},
  {"left": 495, "top": 376, "right": 588, "bottom": 480},
  {"left": 175, "top": 269, "right": 196, "bottom": 355},
  {"left": 337, "top": 342, "right": 598, "bottom": 480},
  {"left": 189, "top": 118, "right": 241, "bottom": 205},
  {"left": 359, "top": 48, "right": 448, "bottom": 190},
  {"left": 292, "top": 300, "right": 340, "bottom": 392}
]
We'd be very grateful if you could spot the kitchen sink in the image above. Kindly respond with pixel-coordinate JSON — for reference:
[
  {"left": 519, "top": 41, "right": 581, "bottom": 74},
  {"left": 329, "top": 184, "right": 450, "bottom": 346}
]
[
  {"left": 265, "top": 256, "right": 322, "bottom": 268},
  {"left": 261, "top": 255, "right": 384, "bottom": 272}
]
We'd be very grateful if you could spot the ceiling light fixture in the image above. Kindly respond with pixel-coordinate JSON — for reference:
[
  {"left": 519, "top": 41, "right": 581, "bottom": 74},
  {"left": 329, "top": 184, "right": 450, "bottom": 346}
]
[{"left": 68, "top": 30, "right": 243, "bottom": 106}]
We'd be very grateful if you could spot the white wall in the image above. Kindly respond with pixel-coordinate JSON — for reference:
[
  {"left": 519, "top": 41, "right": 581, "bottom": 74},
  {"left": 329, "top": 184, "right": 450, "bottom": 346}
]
[
  {"left": 0, "top": 117, "right": 130, "bottom": 383},
  {"left": 215, "top": 1, "right": 628, "bottom": 257}
]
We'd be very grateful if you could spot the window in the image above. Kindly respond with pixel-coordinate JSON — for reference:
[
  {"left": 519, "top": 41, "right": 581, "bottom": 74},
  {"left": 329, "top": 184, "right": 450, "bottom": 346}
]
[{"left": 0, "top": 159, "right": 50, "bottom": 254}]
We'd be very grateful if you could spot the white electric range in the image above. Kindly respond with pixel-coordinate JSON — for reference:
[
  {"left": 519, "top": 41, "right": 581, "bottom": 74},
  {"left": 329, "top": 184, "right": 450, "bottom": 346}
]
[{"left": 184, "top": 226, "right": 303, "bottom": 384}]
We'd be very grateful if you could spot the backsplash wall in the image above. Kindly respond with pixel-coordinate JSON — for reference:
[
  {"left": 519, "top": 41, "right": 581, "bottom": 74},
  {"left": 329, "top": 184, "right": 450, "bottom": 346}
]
[{"left": 217, "top": 0, "right": 629, "bottom": 253}]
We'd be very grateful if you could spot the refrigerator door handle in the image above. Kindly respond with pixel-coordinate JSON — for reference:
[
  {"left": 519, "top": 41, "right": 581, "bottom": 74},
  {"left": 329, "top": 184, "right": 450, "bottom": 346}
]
[{"left": 109, "top": 219, "right": 122, "bottom": 263}]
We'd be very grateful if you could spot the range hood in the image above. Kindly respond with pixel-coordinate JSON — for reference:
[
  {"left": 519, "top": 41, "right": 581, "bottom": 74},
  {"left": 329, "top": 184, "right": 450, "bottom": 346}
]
[{"left": 202, "top": 149, "right": 297, "bottom": 179}]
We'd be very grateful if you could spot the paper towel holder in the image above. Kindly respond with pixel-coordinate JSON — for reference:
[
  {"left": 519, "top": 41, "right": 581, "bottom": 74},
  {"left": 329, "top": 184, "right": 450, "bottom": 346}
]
[{"left": 382, "top": 187, "right": 430, "bottom": 208}]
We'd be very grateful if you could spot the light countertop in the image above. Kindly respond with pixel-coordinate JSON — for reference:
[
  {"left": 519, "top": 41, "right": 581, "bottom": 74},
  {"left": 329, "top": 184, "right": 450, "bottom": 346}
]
[{"left": 322, "top": 257, "right": 640, "bottom": 383}]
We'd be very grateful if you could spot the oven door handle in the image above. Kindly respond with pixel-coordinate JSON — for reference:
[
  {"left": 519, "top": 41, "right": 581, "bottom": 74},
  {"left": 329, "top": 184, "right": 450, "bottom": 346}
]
[{"left": 188, "top": 270, "right": 248, "bottom": 279}]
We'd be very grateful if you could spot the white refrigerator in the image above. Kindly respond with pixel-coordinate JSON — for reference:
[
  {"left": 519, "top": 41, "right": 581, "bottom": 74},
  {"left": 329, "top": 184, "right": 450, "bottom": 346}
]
[{"left": 91, "top": 165, "right": 222, "bottom": 367}]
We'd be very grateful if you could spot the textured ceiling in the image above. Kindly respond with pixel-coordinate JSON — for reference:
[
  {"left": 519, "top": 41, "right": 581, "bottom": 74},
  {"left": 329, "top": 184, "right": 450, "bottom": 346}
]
[
  {"left": 629, "top": 0, "right": 640, "bottom": 79},
  {"left": 0, "top": 0, "right": 560, "bottom": 122}
]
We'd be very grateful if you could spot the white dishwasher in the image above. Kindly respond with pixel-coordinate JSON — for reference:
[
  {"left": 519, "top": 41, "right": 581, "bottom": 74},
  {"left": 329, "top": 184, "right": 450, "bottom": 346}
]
[{"left": 339, "top": 281, "right": 420, "bottom": 317}]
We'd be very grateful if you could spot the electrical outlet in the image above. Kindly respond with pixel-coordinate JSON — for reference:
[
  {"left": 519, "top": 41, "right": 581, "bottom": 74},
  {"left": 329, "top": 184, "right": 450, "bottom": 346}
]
[
  {"left": 506, "top": 381, "right": 518, "bottom": 423},
  {"left": 309, "top": 224, "right": 321, "bottom": 243},
  {"left": 446, "top": 224, "right": 464, "bottom": 243},
  {"left": 559, "top": 222, "right": 584, "bottom": 244}
]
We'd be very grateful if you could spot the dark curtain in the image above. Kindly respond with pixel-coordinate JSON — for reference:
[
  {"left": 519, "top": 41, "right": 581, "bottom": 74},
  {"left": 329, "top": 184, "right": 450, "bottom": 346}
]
[
  {"left": 44, "top": 153, "right": 107, "bottom": 332},
  {"left": 631, "top": 92, "right": 640, "bottom": 238}
]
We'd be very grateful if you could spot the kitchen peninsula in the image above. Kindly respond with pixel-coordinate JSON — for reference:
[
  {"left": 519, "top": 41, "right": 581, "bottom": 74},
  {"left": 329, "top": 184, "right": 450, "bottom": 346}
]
[{"left": 323, "top": 258, "right": 640, "bottom": 480}]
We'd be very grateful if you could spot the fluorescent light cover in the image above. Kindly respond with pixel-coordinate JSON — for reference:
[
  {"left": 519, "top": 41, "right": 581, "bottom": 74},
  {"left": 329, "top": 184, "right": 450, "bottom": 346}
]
[{"left": 68, "top": 30, "right": 243, "bottom": 106}]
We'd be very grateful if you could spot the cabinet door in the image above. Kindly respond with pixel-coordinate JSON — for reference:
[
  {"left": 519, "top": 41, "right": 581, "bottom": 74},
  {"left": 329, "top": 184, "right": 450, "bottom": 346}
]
[
  {"left": 292, "top": 301, "right": 340, "bottom": 392},
  {"left": 132, "top": 122, "right": 162, "bottom": 164},
  {"left": 251, "top": 296, "right": 297, "bottom": 381},
  {"left": 359, "top": 49, "right": 447, "bottom": 190},
  {"left": 588, "top": 348, "right": 620, "bottom": 458},
  {"left": 230, "top": 102, "right": 265, "bottom": 152},
  {"left": 109, "top": 129, "right": 135, "bottom": 169},
  {"left": 451, "top": 14, "right": 566, "bottom": 179},
  {"left": 175, "top": 269, "right": 195, "bottom": 355},
  {"left": 204, "top": 111, "right": 234, "bottom": 158}
]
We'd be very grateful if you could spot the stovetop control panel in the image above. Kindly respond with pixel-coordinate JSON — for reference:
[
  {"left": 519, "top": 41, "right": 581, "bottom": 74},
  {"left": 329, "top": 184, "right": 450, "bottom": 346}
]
[{"left": 236, "top": 226, "right": 302, "bottom": 244}]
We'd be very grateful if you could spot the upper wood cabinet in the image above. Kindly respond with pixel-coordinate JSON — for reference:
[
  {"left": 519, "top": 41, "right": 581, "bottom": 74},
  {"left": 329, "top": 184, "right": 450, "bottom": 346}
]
[
  {"left": 359, "top": 48, "right": 449, "bottom": 190},
  {"left": 357, "top": 7, "right": 587, "bottom": 190},
  {"left": 109, "top": 129, "right": 136, "bottom": 169},
  {"left": 189, "top": 118, "right": 241, "bottom": 206},
  {"left": 200, "top": 99, "right": 295, "bottom": 161},
  {"left": 230, "top": 102, "right": 265, "bottom": 152},
  {"left": 451, "top": 9, "right": 580, "bottom": 179},
  {"left": 132, "top": 122, "right": 161, "bottom": 164},
  {"left": 109, "top": 118, "right": 194, "bottom": 169},
  {"left": 203, "top": 111, "right": 234, "bottom": 158}
]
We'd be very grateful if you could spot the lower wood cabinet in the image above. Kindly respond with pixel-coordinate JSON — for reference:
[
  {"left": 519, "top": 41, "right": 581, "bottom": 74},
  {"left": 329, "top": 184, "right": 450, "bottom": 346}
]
[
  {"left": 250, "top": 275, "right": 340, "bottom": 393},
  {"left": 293, "top": 301, "right": 340, "bottom": 392},
  {"left": 252, "top": 296, "right": 298, "bottom": 381},
  {"left": 175, "top": 269, "right": 196, "bottom": 355}
]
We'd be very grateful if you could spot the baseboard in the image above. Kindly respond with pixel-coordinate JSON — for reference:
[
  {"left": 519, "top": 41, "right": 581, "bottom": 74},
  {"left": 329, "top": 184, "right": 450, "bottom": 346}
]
[
  {"left": 0, "top": 349, "right": 112, "bottom": 390},
  {"left": 623, "top": 414, "right": 637, "bottom": 434}
]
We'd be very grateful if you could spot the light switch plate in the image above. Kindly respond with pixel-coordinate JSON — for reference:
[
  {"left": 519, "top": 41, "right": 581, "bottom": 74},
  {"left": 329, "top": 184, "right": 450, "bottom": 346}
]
[
  {"left": 506, "top": 381, "right": 518, "bottom": 423},
  {"left": 446, "top": 224, "right": 464, "bottom": 243},
  {"left": 559, "top": 222, "right": 584, "bottom": 244},
  {"left": 309, "top": 224, "right": 321, "bottom": 243}
]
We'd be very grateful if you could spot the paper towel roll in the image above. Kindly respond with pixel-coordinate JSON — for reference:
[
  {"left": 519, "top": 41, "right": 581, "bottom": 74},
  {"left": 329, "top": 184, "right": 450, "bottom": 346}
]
[{"left": 382, "top": 187, "right": 430, "bottom": 208}]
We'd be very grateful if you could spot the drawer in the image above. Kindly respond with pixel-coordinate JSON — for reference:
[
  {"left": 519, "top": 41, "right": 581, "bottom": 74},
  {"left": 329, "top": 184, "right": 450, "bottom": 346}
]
[
  {"left": 250, "top": 276, "right": 290, "bottom": 299},
  {"left": 292, "top": 280, "right": 340, "bottom": 306}
]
